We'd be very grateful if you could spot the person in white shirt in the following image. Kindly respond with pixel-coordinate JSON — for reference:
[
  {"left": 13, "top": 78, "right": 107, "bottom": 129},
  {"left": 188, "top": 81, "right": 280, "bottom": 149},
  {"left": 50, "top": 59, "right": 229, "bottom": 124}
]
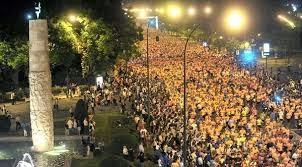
[
  {"left": 140, "top": 128, "right": 148, "bottom": 144},
  {"left": 1, "top": 105, "right": 6, "bottom": 115},
  {"left": 10, "top": 92, "right": 15, "bottom": 105},
  {"left": 158, "top": 158, "right": 163, "bottom": 167},
  {"left": 138, "top": 143, "right": 144, "bottom": 153},
  {"left": 15, "top": 115, "right": 21, "bottom": 131},
  {"left": 134, "top": 115, "right": 140, "bottom": 124},
  {"left": 67, "top": 119, "right": 73, "bottom": 135},
  {"left": 23, "top": 129, "right": 28, "bottom": 137},
  {"left": 122, "top": 146, "right": 128, "bottom": 159},
  {"left": 83, "top": 118, "right": 89, "bottom": 135}
]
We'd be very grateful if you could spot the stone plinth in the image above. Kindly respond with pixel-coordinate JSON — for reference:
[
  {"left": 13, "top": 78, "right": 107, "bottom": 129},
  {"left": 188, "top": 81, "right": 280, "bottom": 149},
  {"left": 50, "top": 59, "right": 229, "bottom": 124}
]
[{"left": 29, "top": 20, "right": 54, "bottom": 152}]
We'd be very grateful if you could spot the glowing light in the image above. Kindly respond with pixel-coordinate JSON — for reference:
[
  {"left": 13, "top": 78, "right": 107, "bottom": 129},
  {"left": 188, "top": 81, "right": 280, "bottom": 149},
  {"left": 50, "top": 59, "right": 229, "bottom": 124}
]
[
  {"left": 263, "top": 43, "right": 270, "bottom": 53},
  {"left": 138, "top": 10, "right": 147, "bottom": 19},
  {"left": 167, "top": 5, "right": 182, "bottom": 19},
  {"left": 219, "top": 36, "right": 223, "bottom": 39},
  {"left": 241, "top": 50, "right": 256, "bottom": 63},
  {"left": 202, "top": 42, "right": 208, "bottom": 47},
  {"left": 257, "top": 33, "right": 261, "bottom": 37},
  {"left": 244, "top": 42, "right": 250, "bottom": 48},
  {"left": 225, "top": 9, "right": 247, "bottom": 31},
  {"left": 27, "top": 14, "right": 32, "bottom": 20},
  {"left": 158, "top": 8, "right": 164, "bottom": 14},
  {"left": 278, "top": 15, "right": 296, "bottom": 29},
  {"left": 274, "top": 90, "right": 283, "bottom": 104},
  {"left": 292, "top": 4, "right": 297, "bottom": 12},
  {"left": 188, "top": 7, "right": 196, "bottom": 16},
  {"left": 204, "top": 6, "right": 212, "bottom": 15},
  {"left": 69, "top": 15, "right": 77, "bottom": 22},
  {"left": 155, "top": 8, "right": 164, "bottom": 14}
]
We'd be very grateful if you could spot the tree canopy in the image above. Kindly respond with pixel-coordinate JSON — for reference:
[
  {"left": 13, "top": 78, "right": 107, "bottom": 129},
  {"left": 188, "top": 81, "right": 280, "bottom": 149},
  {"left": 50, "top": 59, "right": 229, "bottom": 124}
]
[{"left": 0, "top": 1, "right": 143, "bottom": 91}]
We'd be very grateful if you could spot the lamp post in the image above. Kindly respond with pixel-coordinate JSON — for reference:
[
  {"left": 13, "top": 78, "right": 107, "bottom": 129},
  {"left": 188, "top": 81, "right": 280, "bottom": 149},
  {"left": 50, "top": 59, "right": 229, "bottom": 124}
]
[
  {"left": 182, "top": 23, "right": 200, "bottom": 167},
  {"left": 143, "top": 16, "right": 159, "bottom": 124}
]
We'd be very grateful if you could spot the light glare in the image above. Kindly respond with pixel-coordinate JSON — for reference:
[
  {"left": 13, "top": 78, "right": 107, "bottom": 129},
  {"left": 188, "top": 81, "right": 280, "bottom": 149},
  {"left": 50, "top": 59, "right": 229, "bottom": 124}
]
[
  {"left": 138, "top": 10, "right": 147, "bottom": 19},
  {"left": 27, "top": 14, "right": 32, "bottom": 20},
  {"left": 69, "top": 15, "right": 77, "bottom": 22},
  {"left": 278, "top": 15, "right": 296, "bottom": 29},
  {"left": 168, "top": 5, "right": 182, "bottom": 19},
  {"left": 225, "top": 9, "right": 247, "bottom": 32},
  {"left": 204, "top": 6, "right": 212, "bottom": 15},
  {"left": 188, "top": 7, "right": 196, "bottom": 16}
]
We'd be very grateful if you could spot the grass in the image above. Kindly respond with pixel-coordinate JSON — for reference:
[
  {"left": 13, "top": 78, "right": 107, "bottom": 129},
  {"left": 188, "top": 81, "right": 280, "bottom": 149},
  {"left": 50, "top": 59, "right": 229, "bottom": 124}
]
[{"left": 71, "top": 110, "right": 138, "bottom": 167}]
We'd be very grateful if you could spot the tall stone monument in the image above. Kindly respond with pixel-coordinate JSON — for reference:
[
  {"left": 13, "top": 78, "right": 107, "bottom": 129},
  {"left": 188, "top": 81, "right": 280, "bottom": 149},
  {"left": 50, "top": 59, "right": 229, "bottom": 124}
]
[{"left": 29, "top": 20, "right": 54, "bottom": 152}]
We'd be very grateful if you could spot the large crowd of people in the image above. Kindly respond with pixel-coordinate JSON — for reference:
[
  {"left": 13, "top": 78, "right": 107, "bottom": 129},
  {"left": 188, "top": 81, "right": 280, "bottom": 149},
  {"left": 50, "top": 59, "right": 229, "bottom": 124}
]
[{"left": 98, "top": 30, "right": 302, "bottom": 166}]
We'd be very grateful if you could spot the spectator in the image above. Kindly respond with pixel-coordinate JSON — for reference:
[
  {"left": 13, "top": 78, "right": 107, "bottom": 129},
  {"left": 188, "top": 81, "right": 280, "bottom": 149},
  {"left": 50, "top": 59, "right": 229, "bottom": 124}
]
[
  {"left": 67, "top": 118, "right": 73, "bottom": 135},
  {"left": 122, "top": 146, "right": 129, "bottom": 159},
  {"left": 83, "top": 118, "right": 89, "bottom": 135},
  {"left": 137, "top": 151, "right": 145, "bottom": 167},
  {"left": 11, "top": 92, "right": 16, "bottom": 105},
  {"left": 15, "top": 115, "right": 21, "bottom": 131}
]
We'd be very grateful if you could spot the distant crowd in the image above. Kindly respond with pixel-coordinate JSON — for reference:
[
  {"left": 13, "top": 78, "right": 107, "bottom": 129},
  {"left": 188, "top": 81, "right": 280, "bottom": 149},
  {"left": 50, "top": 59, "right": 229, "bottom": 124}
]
[{"left": 100, "top": 30, "right": 302, "bottom": 166}]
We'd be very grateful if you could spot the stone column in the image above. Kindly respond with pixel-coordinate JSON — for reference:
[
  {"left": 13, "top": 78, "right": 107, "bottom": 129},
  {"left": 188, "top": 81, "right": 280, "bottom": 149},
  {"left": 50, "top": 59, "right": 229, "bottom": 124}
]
[{"left": 29, "top": 20, "right": 54, "bottom": 152}]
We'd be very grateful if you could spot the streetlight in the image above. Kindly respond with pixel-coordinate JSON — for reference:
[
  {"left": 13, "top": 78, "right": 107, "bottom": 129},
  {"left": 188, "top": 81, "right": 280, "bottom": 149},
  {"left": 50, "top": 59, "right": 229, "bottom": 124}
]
[
  {"left": 224, "top": 9, "right": 247, "bottom": 34},
  {"left": 277, "top": 14, "right": 297, "bottom": 65},
  {"left": 188, "top": 7, "right": 196, "bottom": 16},
  {"left": 167, "top": 5, "right": 182, "bottom": 19},
  {"left": 27, "top": 14, "right": 32, "bottom": 20},
  {"left": 277, "top": 14, "right": 296, "bottom": 29},
  {"left": 140, "top": 15, "right": 160, "bottom": 124},
  {"left": 138, "top": 10, "right": 147, "bottom": 19},
  {"left": 69, "top": 15, "right": 77, "bottom": 22},
  {"left": 204, "top": 6, "right": 212, "bottom": 15},
  {"left": 182, "top": 23, "right": 201, "bottom": 167}
]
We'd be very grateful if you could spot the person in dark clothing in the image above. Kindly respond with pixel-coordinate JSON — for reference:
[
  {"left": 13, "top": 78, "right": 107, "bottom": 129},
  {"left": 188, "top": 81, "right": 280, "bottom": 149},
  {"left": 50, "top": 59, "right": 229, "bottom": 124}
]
[{"left": 137, "top": 151, "right": 145, "bottom": 167}]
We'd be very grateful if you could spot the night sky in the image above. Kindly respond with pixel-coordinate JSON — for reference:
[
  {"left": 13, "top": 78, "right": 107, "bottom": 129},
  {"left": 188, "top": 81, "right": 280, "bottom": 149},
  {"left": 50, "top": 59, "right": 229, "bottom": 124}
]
[
  {"left": 0, "top": 0, "right": 34, "bottom": 24},
  {"left": 0, "top": 0, "right": 301, "bottom": 35}
]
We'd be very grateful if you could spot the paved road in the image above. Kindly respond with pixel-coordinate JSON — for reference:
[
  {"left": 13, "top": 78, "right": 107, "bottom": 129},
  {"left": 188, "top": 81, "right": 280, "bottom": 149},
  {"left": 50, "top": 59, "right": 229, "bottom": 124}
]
[
  {"left": 0, "top": 135, "right": 82, "bottom": 143},
  {"left": 1, "top": 98, "right": 80, "bottom": 136}
]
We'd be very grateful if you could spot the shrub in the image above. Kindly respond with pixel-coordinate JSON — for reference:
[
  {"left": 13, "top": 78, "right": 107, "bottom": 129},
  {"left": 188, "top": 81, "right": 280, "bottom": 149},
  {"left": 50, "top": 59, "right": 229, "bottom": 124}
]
[
  {"left": 52, "top": 86, "right": 62, "bottom": 95},
  {"left": 62, "top": 86, "right": 68, "bottom": 94},
  {"left": 78, "top": 85, "right": 89, "bottom": 94}
]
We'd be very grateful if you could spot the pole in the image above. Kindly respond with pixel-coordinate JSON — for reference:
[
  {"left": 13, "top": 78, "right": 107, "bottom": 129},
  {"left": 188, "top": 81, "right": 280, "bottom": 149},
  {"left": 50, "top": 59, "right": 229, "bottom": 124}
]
[
  {"left": 182, "top": 24, "right": 199, "bottom": 166},
  {"left": 147, "top": 23, "right": 151, "bottom": 124}
]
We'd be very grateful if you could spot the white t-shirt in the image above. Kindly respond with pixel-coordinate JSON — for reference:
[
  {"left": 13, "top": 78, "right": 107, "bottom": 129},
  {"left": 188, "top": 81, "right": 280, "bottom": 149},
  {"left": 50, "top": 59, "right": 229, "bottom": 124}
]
[
  {"left": 139, "top": 144, "right": 144, "bottom": 153},
  {"left": 83, "top": 119, "right": 88, "bottom": 126},
  {"left": 123, "top": 147, "right": 128, "bottom": 155},
  {"left": 134, "top": 116, "right": 140, "bottom": 124},
  {"left": 67, "top": 120, "right": 73, "bottom": 129}
]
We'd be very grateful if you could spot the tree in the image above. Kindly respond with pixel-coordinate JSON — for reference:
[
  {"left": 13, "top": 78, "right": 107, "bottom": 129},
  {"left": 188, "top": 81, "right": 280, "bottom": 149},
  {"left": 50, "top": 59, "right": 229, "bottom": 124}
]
[{"left": 0, "top": 38, "right": 28, "bottom": 89}]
